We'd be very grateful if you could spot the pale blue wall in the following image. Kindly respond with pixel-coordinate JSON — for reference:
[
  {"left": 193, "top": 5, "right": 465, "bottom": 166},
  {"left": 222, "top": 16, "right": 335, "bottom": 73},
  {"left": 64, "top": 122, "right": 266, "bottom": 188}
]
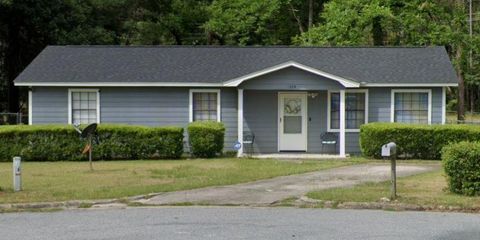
[
  {"left": 31, "top": 85, "right": 444, "bottom": 155},
  {"left": 239, "top": 67, "right": 344, "bottom": 90},
  {"left": 31, "top": 87, "right": 238, "bottom": 152}
]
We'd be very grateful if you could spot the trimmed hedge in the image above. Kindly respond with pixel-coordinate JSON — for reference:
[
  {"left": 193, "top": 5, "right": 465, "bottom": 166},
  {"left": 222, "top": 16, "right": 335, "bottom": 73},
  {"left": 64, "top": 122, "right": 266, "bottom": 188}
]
[
  {"left": 442, "top": 141, "right": 480, "bottom": 196},
  {"left": 187, "top": 121, "right": 225, "bottom": 158},
  {"left": 360, "top": 123, "right": 480, "bottom": 159},
  {"left": 0, "top": 124, "right": 184, "bottom": 161}
]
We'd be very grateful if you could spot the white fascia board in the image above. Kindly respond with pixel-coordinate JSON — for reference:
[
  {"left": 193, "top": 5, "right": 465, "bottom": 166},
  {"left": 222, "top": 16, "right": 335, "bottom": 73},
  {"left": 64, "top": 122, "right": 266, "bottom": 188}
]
[
  {"left": 363, "top": 83, "right": 458, "bottom": 87},
  {"left": 15, "top": 82, "right": 224, "bottom": 87},
  {"left": 223, "top": 61, "right": 360, "bottom": 88},
  {"left": 15, "top": 81, "right": 458, "bottom": 88}
]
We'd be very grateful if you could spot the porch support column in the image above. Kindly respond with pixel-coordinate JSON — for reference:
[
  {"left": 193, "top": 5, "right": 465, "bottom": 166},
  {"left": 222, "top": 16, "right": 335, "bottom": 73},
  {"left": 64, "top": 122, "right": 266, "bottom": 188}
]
[
  {"left": 237, "top": 88, "right": 244, "bottom": 157},
  {"left": 441, "top": 87, "right": 446, "bottom": 124},
  {"left": 339, "top": 90, "right": 346, "bottom": 157}
]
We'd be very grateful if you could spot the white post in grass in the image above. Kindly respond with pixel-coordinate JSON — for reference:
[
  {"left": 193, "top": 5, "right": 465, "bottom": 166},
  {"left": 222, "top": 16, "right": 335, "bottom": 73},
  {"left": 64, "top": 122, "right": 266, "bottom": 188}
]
[
  {"left": 339, "top": 90, "right": 346, "bottom": 157},
  {"left": 237, "top": 89, "right": 244, "bottom": 157}
]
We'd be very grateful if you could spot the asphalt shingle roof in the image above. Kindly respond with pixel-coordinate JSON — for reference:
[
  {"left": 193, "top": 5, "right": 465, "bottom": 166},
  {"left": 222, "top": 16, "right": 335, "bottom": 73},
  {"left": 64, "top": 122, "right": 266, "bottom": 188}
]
[{"left": 14, "top": 45, "right": 457, "bottom": 85}]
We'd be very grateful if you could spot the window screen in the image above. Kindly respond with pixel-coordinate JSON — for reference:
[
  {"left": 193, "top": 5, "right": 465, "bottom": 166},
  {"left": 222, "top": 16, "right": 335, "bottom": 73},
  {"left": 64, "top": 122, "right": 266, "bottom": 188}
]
[
  {"left": 330, "top": 92, "right": 366, "bottom": 129},
  {"left": 394, "top": 92, "right": 428, "bottom": 124},
  {"left": 192, "top": 92, "right": 218, "bottom": 121}
]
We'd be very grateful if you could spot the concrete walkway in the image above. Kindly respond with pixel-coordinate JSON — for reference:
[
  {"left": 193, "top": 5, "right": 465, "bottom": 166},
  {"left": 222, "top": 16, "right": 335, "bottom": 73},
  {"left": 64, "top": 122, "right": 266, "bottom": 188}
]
[{"left": 138, "top": 163, "right": 439, "bottom": 206}]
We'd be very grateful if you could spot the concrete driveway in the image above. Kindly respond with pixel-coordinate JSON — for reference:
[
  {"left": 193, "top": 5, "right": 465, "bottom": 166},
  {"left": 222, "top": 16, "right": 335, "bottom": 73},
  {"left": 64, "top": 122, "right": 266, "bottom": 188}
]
[{"left": 138, "top": 163, "right": 439, "bottom": 206}]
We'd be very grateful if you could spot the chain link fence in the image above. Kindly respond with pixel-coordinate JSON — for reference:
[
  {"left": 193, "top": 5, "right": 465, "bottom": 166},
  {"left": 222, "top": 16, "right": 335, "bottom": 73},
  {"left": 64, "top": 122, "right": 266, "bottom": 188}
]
[{"left": 0, "top": 112, "right": 28, "bottom": 125}]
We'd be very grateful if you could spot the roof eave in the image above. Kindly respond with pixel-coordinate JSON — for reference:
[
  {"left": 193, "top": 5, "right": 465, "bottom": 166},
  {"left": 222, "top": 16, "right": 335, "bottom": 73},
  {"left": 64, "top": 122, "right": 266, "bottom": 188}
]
[
  {"left": 362, "top": 83, "right": 458, "bottom": 87},
  {"left": 15, "top": 82, "right": 459, "bottom": 88}
]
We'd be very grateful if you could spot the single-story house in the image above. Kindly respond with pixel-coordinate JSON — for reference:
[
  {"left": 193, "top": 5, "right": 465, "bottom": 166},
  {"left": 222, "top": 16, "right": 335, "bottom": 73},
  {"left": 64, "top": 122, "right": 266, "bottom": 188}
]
[{"left": 14, "top": 46, "right": 458, "bottom": 157}]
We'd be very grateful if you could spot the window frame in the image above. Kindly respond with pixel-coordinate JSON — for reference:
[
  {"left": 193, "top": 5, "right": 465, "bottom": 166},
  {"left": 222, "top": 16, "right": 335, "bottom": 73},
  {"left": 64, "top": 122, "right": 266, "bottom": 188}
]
[
  {"left": 390, "top": 89, "right": 432, "bottom": 124},
  {"left": 189, "top": 89, "right": 221, "bottom": 122},
  {"left": 327, "top": 89, "right": 369, "bottom": 133},
  {"left": 68, "top": 88, "right": 100, "bottom": 124}
]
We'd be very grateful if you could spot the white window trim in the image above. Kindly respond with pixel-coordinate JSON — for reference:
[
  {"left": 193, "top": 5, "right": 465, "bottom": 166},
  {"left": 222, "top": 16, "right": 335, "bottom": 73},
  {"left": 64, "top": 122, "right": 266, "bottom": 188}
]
[
  {"left": 327, "top": 89, "right": 369, "bottom": 133},
  {"left": 28, "top": 90, "right": 32, "bottom": 125},
  {"left": 189, "top": 89, "right": 221, "bottom": 122},
  {"left": 68, "top": 88, "right": 101, "bottom": 124},
  {"left": 390, "top": 89, "right": 432, "bottom": 124},
  {"left": 442, "top": 87, "right": 446, "bottom": 124}
]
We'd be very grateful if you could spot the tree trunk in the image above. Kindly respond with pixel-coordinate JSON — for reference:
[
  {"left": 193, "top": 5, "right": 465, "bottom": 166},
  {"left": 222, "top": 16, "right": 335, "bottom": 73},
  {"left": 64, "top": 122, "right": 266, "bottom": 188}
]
[
  {"left": 372, "top": 17, "right": 384, "bottom": 46},
  {"left": 456, "top": 46, "right": 465, "bottom": 121},
  {"left": 308, "top": 0, "right": 313, "bottom": 30},
  {"left": 470, "top": 87, "right": 475, "bottom": 113},
  {"left": 289, "top": 3, "right": 304, "bottom": 34}
]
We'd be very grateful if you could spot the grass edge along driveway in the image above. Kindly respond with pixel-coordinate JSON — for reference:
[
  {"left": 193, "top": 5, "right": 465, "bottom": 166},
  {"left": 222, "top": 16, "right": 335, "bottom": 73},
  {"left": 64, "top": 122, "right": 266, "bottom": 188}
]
[
  {"left": 306, "top": 169, "right": 480, "bottom": 210},
  {"left": 0, "top": 158, "right": 366, "bottom": 204}
]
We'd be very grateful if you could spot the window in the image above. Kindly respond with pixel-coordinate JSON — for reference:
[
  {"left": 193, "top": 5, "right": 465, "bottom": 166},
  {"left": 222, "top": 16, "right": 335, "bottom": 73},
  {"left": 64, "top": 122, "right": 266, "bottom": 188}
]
[
  {"left": 392, "top": 90, "right": 431, "bottom": 124},
  {"left": 68, "top": 89, "right": 100, "bottom": 124},
  {"left": 189, "top": 89, "right": 221, "bottom": 122},
  {"left": 328, "top": 90, "right": 368, "bottom": 131}
]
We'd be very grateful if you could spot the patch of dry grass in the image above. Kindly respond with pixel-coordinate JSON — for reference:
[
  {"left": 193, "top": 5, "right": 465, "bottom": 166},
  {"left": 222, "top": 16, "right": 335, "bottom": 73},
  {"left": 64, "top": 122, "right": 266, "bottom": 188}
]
[
  {"left": 307, "top": 170, "right": 480, "bottom": 209},
  {"left": 0, "top": 158, "right": 366, "bottom": 204}
]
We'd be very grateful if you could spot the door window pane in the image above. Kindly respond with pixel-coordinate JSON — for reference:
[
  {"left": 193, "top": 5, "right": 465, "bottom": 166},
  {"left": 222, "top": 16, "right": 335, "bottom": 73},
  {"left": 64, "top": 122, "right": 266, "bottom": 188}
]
[
  {"left": 283, "top": 97, "right": 303, "bottom": 134},
  {"left": 284, "top": 116, "right": 302, "bottom": 134},
  {"left": 284, "top": 98, "right": 302, "bottom": 114}
]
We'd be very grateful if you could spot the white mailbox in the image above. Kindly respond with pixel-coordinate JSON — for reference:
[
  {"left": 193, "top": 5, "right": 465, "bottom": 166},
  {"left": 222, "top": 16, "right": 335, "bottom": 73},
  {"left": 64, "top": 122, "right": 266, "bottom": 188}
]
[{"left": 381, "top": 142, "right": 397, "bottom": 157}]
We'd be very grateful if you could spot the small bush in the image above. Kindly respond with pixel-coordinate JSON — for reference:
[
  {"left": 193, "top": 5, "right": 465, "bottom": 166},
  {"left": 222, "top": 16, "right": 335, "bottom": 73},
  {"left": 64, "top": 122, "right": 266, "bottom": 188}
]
[
  {"left": 360, "top": 123, "right": 480, "bottom": 159},
  {"left": 187, "top": 121, "right": 225, "bottom": 158},
  {"left": 442, "top": 141, "right": 480, "bottom": 196},
  {"left": 0, "top": 124, "right": 184, "bottom": 161}
]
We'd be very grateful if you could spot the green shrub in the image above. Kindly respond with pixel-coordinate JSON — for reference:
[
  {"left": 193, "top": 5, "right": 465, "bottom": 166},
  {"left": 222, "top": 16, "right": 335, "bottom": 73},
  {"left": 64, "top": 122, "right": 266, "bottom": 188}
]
[
  {"left": 446, "top": 99, "right": 457, "bottom": 112},
  {"left": 187, "top": 121, "right": 225, "bottom": 158},
  {"left": 360, "top": 123, "right": 480, "bottom": 159},
  {"left": 0, "top": 124, "right": 184, "bottom": 161},
  {"left": 442, "top": 141, "right": 480, "bottom": 196}
]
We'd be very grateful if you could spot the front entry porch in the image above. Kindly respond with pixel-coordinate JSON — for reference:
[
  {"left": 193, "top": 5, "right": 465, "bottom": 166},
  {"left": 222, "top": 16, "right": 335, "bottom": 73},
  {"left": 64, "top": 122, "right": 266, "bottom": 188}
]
[
  {"left": 249, "top": 153, "right": 348, "bottom": 159},
  {"left": 237, "top": 89, "right": 349, "bottom": 157}
]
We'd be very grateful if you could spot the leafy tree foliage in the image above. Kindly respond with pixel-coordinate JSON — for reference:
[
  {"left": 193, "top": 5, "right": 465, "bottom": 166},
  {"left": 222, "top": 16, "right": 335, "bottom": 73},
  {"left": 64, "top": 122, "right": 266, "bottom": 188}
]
[
  {"left": 295, "top": 0, "right": 479, "bottom": 117},
  {"left": 0, "top": 0, "right": 478, "bottom": 118}
]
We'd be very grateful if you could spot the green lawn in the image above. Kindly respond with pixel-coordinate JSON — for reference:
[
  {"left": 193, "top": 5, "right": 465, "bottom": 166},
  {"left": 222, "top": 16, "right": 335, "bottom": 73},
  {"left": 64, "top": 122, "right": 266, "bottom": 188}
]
[
  {"left": 307, "top": 169, "right": 480, "bottom": 209},
  {"left": 446, "top": 112, "right": 480, "bottom": 123},
  {"left": 0, "top": 158, "right": 366, "bottom": 204}
]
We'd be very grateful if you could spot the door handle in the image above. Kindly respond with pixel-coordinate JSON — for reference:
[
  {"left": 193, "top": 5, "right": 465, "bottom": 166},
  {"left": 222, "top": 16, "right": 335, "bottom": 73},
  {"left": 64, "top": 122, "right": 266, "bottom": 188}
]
[{"left": 280, "top": 117, "right": 282, "bottom": 122}]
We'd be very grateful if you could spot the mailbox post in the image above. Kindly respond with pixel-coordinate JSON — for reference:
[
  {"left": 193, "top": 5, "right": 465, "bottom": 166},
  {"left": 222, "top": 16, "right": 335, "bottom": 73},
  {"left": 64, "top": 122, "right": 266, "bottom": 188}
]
[
  {"left": 13, "top": 156, "right": 21, "bottom": 192},
  {"left": 381, "top": 142, "right": 397, "bottom": 200}
]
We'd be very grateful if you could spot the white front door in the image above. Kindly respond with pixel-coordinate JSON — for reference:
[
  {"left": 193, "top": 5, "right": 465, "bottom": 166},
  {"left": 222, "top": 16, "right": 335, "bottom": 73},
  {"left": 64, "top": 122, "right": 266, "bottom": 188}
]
[{"left": 278, "top": 93, "right": 307, "bottom": 151}]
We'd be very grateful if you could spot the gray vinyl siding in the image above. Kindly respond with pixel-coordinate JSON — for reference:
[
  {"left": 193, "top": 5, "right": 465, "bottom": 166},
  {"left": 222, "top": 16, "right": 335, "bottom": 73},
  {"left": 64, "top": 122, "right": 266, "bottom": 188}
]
[
  {"left": 431, "top": 87, "right": 443, "bottom": 124},
  {"left": 239, "top": 67, "right": 344, "bottom": 90},
  {"left": 100, "top": 88, "right": 189, "bottom": 125},
  {"left": 31, "top": 87, "right": 68, "bottom": 124},
  {"left": 368, "top": 88, "right": 391, "bottom": 122},
  {"left": 243, "top": 90, "right": 278, "bottom": 153},
  {"left": 31, "top": 85, "right": 444, "bottom": 155},
  {"left": 102, "top": 87, "right": 238, "bottom": 152},
  {"left": 31, "top": 87, "right": 237, "bottom": 152},
  {"left": 368, "top": 87, "right": 443, "bottom": 124},
  {"left": 307, "top": 91, "right": 329, "bottom": 153},
  {"left": 345, "top": 133, "right": 360, "bottom": 154},
  {"left": 220, "top": 88, "right": 238, "bottom": 152}
]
